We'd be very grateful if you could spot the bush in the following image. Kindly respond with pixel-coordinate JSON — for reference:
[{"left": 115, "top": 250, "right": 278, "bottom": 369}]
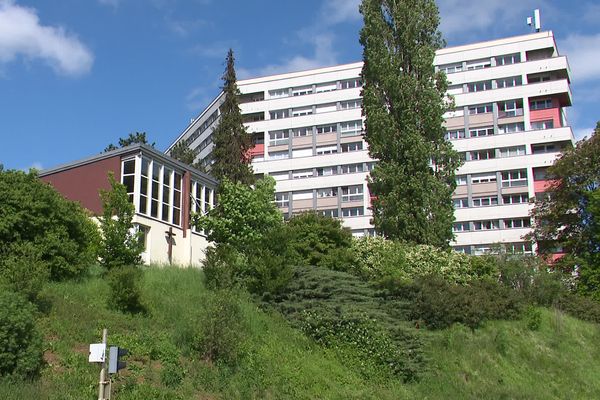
[
  {"left": 392, "top": 275, "right": 523, "bottom": 330},
  {"left": 107, "top": 265, "right": 145, "bottom": 313},
  {"left": 192, "top": 290, "right": 246, "bottom": 365},
  {"left": 525, "top": 306, "right": 542, "bottom": 331},
  {"left": 0, "top": 242, "right": 48, "bottom": 302},
  {"left": 0, "top": 170, "right": 99, "bottom": 280},
  {"left": 286, "top": 212, "right": 354, "bottom": 270},
  {"left": 0, "top": 291, "right": 43, "bottom": 379},
  {"left": 555, "top": 293, "right": 600, "bottom": 324}
]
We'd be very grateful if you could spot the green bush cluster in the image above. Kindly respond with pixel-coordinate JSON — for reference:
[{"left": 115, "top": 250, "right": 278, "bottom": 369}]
[
  {"left": 107, "top": 265, "right": 145, "bottom": 314},
  {"left": 0, "top": 290, "right": 44, "bottom": 379}
]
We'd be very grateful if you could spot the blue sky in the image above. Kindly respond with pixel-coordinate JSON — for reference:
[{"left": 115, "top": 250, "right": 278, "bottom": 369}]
[{"left": 1, "top": 0, "right": 599, "bottom": 171}]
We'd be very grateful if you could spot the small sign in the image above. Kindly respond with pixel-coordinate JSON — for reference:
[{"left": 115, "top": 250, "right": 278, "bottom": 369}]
[{"left": 89, "top": 343, "right": 106, "bottom": 363}]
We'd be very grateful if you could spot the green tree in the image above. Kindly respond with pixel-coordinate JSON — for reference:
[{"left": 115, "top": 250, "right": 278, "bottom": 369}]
[
  {"left": 0, "top": 169, "right": 98, "bottom": 280},
  {"left": 359, "top": 0, "right": 461, "bottom": 247},
  {"left": 169, "top": 141, "right": 199, "bottom": 167},
  {"left": 193, "top": 177, "right": 282, "bottom": 253},
  {"left": 210, "top": 49, "right": 255, "bottom": 186},
  {"left": 98, "top": 173, "right": 143, "bottom": 269},
  {"left": 104, "top": 132, "right": 155, "bottom": 153},
  {"left": 529, "top": 122, "right": 600, "bottom": 298}
]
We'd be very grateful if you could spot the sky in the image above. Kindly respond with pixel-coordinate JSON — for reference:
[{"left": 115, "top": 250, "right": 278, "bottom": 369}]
[{"left": 0, "top": 0, "right": 599, "bottom": 171}]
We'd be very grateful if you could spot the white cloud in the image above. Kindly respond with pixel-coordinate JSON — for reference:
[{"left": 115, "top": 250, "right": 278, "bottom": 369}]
[
  {"left": 560, "top": 33, "right": 600, "bottom": 82},
  {"left": 0, "top": 0, "right": 93, "bottom": 76},
  {"left": 320, "top": 0, "right": 361, "bottom": 25}
]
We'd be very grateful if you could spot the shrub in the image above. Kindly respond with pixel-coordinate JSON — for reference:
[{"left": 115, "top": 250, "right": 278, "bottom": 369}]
[
  {"left": 192, "top": 290, "right": 246, "bottom": 365},
  {"left": 555, "top": 293, "right": 600, "bottom": 324},
  {"left": 0, "top": 242, "right": 48, "bottom": 302},
  {"left": 0, "top": 169, "right": 99, "bottom": 280},
  {"left": 525, "top": 306, "right": 542, "bottom": 331},
  {"left": 393, "top": 275, "right": 523, "bottom": 330},
  {"left": 0, "top": 290, "right": 43, "bottom": 379},
  {"left": 107, "top": 265, "right": 145, "bottom": 313},
  {"left": 286, "top": 212, "right": 354, "bottom": 270}
]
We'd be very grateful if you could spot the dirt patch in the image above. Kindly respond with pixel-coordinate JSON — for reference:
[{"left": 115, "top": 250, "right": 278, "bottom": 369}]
[{"left": 43, "top": 350, "right": 64, "bottom": 373}]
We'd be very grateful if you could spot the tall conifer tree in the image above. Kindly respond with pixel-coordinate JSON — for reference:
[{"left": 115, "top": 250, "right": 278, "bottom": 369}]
[
  {"left": 360, "top": 0, "right": 461, "bottom": 247},
  {"left": 210, "top": 49, "right": 255, "bottom": 186}
]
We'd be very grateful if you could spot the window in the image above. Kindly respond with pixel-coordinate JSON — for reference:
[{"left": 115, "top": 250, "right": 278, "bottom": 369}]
[
  {"left": 173, "top": 172, "right": 181, "bottom": 226},
  {"left": 468, "top": 104, "right": 493, "bottom": 115},
  {"left": 496, "top": 76, "right": 522, "bottom": 88},
  {"left": 275, "top": 193, "right": 289, "bottom": 208},
  {"left": 269, "top": 88, "right": 289, "bottom": 99},
  {"left": 321, "top": 208, "right": 339, "bottom": 217},
  {"left": 533, "top": 168, "right": 548, "bottom": 181},
  {"left": 453, "top": 246, "right": 472, "bottom": 254},
  {"left": 469, "top": 127, "right": 494, "bottom": 138},
  {"left": 318, "top": 187, "right": 338, "bottom": 198},
  {"left": 122, "top": 159, "right": 136, "bottom": 203},
  {"left": 446, "top": 129, "right": 466, "bottom": 140},
  {"left": 292, "top": 85, "right": 313, "bottom": 96},
  {"left": 473, "top": 245, "right": 494, "bottom": 255},
  {"left": 340, "top": 120, "right": 362, "bottom": 136},
  {"left": 470, "top": 149, "right": 495, "bottom": 161},
  {"left": 498, "top": 122, "right": 525, "bottom": 134},
  {"left": 531, "top": 120, "right": 554, "bottom": 130},
  {"left": 532, "top": 143, "right": 557, "bottom": 154},
  {"left": 453, "top": 222, "right": 471, "bottom": 232},
  {"left": 473, "top": 220, "right": 500, "bottom": 230},
  {"left": 293, "top": 126, "right": 313, "bottom": 137},
  {"left": 316, "top": 81, "right": 337, "bottom": 93},
  {"left": 530, "top": 99, "right": 553, "bottom": 110},
  {"left": 342, "top": 185, "right": 363, "bottom": 202},
  {"left": 161, "top": 168, "right": 172, "bottom": 223},
  {"left": 471, "top": 173, "right": 497, "bottom": 184},
  {"left": 150, "top": 162, "right": 160, "bottom": 218},
  {"left": 453, "top": 198, "right": 468, "bottom": 208},
  {"left": 456, "top": 175, "right": 467, "bottom": 185},
  {"left": 340, "top": 99, "right": 362, "bottom": 110},
  {"left": 342, "top": 207, "right": 364, "bottom": 217},
  {"left": 472, "top": 196, "right": 499, "bottom": 207},
  {"left": 499, "top": 145, "right": 526, "bottom": 158},
  {"left": 466, "top": 58, "right": 491, "bottom": 70},
  {"left": 269, "top": 130, "right": 289, "bottom": 146},
  {"left": 292, "top": 106, "right": 313, "bottom": 117},
  {"left": 270, "top": 109, "right": 289, "bottom": 119},
  {"left": 317, "top": 124, "right": 337, "bottom": 134},
  {"left": 292, "top": 169, "right": 313, "bottom": 179},
  {"left": 317, "top": 166, "right": 338, "bottom": 176},
  {"left": 496, "top": 53, "right": 521, "bottom": 66},
  {"left": 340, "top": 78, "right": 361, "bottom": 89},
  {"left": 139, "top": 158, "right": 149, "bottom": 214},
  {"left": 316, "top": 145, "right": 338, "bottom": 155},
  {"left": 505, "top": 218, "right": 531, "bottom": 229},
  {"left": 501, "top": 169, "right": 528, "bottom": 187},
  {"left": 316, "top": 103, "right": 337, "bottom": 113},
  {"left": 528, "top": 74, "right": 551, "bottom": 83},
  {"left": 269, "top": 150, "right": 289, "bottom": 160},
  {"left": 341, "top": 163, "right": 364, "bottom": 174},
  {"left": 498, "top": 100, "right": 522, "bottom": 117},
  {"left": 467, "top": 80, "right": 492, "bottom": 92},
  {"left": 503, "top": 193, "right": 529, "bottom": 204},
  {"left": 341, "top": 142, "right": 363, "bottom": 152},
  {"left": 506, "top": 242, "right": 533, "bottom": 254},
  {"left": 439, "top": 62, "right": 463, "bottom": 74}
]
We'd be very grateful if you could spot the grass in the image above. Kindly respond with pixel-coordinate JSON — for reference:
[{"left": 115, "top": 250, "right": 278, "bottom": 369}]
[{"left": 2, "top": 266, "right": 599, "bottom": 399}]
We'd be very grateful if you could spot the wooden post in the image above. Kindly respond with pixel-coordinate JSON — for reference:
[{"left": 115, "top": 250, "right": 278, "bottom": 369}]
[
  {"left": 98, "top": 328, "right": 108, "bottom": 400},
  {"left": 166, "top": 227, "right": 176, "bottom": 265}
]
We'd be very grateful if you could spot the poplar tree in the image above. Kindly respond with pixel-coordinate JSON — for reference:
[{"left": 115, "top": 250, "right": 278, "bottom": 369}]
[
  {"left": 210, "top": 49, "right": 255, "bottom": 186},
  {"left": 360, "top": 0, "right": 461, "bottom": 247}
]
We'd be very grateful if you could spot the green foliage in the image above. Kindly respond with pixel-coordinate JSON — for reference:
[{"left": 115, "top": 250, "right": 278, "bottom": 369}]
[
  {"left": 98, "top": 173, "right": 143, "bottom": 269},
  {"left": 0, "top": 290, "right": 43, "bottom": 379},
  {"left": 104, "top": 132, "right": 155, "bottom": 153},
  {"left": 360, "top": 0, "right": 461, "bottom": 246},
  {"left": 390, "top": 275, "right": 523, "bottom": 330},
  {"left": 350, "top": 236, "right": 492, "bottom": 284},
  {"left": 555, "top": 293, "right": 600, "bottom": 324},
  {"left": 107, "top": 265, "right": 145, "bottom": 313},
  {"left": 525, "top": 306, "right": 542, "bottom": 331},
  {"left": 286, "top": 211, "right": 354, "bottom": 269},
  {"left": 210, "top": 49, "right": 254, "bottom": 185},
  {"left": 168, "top": 141, "right": 199, "bottom": 167},
  {"left": 191, "top": 290, "right": 246, "bottom": 365},
  {"left": 529, "top": 122, "right": 600, "bottom": 298},
  {"left": 194, "top": 176, "right": 282, "bottom": 253},
  {"left": 0, "top": 242, "right": 49, "bottom": 302},
  {"left": 0, "top": 169, "right": 98, "bottom": 280}
]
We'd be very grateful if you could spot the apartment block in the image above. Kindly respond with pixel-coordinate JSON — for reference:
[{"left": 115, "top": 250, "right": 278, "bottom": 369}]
[{"left": 169, "top": 31, "right": 574, "bottom": 255}]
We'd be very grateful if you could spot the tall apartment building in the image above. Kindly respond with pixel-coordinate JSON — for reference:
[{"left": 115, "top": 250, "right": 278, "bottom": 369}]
[{"left": 168, "top": 31, "right": 574, "bottom": 255}]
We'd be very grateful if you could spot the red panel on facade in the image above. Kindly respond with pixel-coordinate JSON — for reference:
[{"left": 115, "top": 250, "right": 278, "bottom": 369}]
[
  {"left": 40, "top": 156, "right": 122, "bottom": 215},
  {"left": 530, "top": 99, "right": 561, "bottom": 127},
  {"left": 534, "top": 180, "right": 552, "bottom": 193}
]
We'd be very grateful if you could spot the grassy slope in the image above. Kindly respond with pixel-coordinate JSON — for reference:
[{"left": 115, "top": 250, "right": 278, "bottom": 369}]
[{"left": 2, "top": 267, "right": 599, "bottom": 399}]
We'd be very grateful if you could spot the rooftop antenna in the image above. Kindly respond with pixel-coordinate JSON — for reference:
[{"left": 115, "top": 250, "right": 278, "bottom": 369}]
[{"left": 526, "top": 9, "right": 541, "bottom": 32}]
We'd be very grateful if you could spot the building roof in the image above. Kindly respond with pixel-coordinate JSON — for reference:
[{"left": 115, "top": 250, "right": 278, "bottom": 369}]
[{"left": 39, "top": 143, "right": 218, "bottom": 185}]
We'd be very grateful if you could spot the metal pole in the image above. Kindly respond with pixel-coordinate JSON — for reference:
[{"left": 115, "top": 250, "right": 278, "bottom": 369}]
[{"left": 98, "top": 328, "right": 108, "bottom": 400}]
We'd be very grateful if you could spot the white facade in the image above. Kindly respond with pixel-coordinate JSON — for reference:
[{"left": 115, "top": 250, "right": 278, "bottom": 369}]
[{"left": 169, "top": 31, "right": 574, "bottom": 253}]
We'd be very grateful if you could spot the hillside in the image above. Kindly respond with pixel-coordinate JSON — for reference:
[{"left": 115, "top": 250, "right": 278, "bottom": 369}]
[{"left": 2, "top": 266, "right": 599, "bottom": 400}]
